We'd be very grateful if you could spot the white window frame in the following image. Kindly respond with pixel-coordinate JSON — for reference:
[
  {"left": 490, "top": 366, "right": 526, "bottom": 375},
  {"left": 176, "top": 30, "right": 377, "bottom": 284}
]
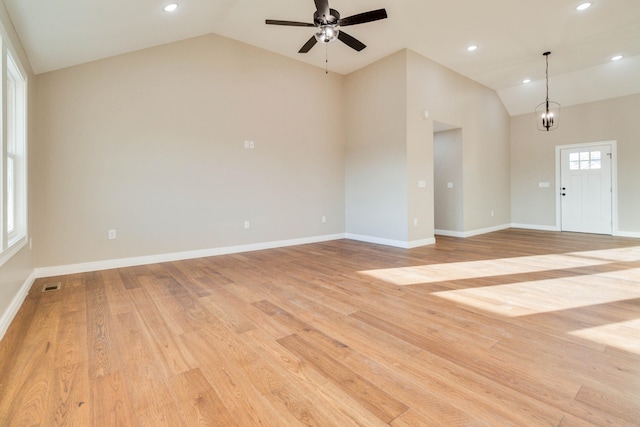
[{"left": 0, "top": 43, "right": 28, "bottom": 267}]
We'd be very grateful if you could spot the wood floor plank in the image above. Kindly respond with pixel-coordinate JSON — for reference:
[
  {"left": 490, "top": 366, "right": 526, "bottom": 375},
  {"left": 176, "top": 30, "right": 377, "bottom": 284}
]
[
  {"left": 85, "top": 283, "right": 123, "bottom": 379},
  {"left": 168, "top": 368, "right": 238, "bottom": 426},
  {"left": 197, "top": 317, "right": 288, "bottom": 395},
  {"left": 238, "top": 328, "right": 334, "bottom": 388},
  {"left": 201, "top": 286, "right": 258, "bottom": 334},
  {"left": 270, "top": 378, "right": 389, "bottom": 427},
  {"left": 254, "top": 299, "right": 352, "bottom": 360},
  {"left": 126, "top": 286, "right": 197, "bottom": 376},
  {"left": 278, "top": 333, "right": 409, "bottom": 423},
  {"left": 0, "top": 299, "right": 60, "bottom": 425},
  {"left": 2, "top": 229, "right": 639, "bottom": 425},
  {"left": 52, "top": 309, "right": 88, "bottom": 369},
  {"left": 44, "top": 361, "right": 90, "bottom": 426},
  {"left": 179, "top": 328, "right": 301, "bottom": 426},
  {"left": 575, "top": 383, "right": 640, "bottom": 425},
  {"left": 90, "top": 370, "right": 135, "bottom": 426},
  {"left": 125, "top": 360, "right": 186, "bottom": 426}
]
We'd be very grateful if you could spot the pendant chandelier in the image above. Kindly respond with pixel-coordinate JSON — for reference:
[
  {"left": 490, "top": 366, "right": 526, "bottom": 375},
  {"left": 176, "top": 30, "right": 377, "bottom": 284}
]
[{"left": 535, "top": 51, "right": 560, "bottom": 131}]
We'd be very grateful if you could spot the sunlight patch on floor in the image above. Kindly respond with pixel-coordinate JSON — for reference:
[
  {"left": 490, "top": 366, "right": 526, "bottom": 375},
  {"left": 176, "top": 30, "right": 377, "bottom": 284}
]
[
  {"left": 570, "top": 319, "right": 640, "bottom": 354},
  {"left": 359, "top": 246, "right": 640, "bottom": 286},
  {"left": 431, "top": 269, "right": 640, "bottom": 317}
]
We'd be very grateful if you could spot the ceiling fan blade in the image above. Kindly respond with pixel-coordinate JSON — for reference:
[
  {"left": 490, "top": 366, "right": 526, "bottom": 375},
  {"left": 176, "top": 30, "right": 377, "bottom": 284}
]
[
  {"left": 338, "top": 31, "right": 366, "bottom": 52},
  {"left": 338, "top": 9, "right": 387, "bottom": 26},
  {"left": 299, "top": 36, "right": 318, "bottom": 53},
  {"left": 314, "top": 0, "right": 330, "bottom": 19},
  {"left": 265, "top": 19, "right": 315, "bottom": 27}
]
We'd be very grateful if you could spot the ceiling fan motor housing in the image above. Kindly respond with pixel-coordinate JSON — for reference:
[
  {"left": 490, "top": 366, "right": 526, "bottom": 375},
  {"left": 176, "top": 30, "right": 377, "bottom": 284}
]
[{"left": 314, "top": 9, "right": 340, "bottom": 25}]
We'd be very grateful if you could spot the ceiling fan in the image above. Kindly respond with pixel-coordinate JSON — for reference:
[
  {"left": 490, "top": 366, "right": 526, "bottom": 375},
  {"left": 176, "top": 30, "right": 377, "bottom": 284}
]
[{"left": 265, "top": 0, "right": 388, "bottom": 53}]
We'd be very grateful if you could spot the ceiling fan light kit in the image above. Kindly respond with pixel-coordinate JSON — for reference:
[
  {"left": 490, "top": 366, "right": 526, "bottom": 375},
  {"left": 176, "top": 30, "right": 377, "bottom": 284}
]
[
  {"left": 265, "top": 0, "right": 387, "bottom": 54},
  {"left": 316, "top": 25, "right": 339, "bottom": 44}
]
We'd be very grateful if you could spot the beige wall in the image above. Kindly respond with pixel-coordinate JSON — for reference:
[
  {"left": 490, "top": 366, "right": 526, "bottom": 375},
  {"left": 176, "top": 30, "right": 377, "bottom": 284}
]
[
  {"left": 0, "top": 1, "right": 34, "bottom": 335},
  {"left": 510, "top": 93, "right": 640, "bottom": 234},
  {"left": 345, "top": 51, "right": 409, "bottom": 243},
  {"left": 33, "top": 34, "right": 346, "bottom": 267}
]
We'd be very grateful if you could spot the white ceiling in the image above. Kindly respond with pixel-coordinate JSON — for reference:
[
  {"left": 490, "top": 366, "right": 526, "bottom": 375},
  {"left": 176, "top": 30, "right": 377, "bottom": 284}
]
[{"left": 4, "top": 0, "right": 640, "bottom": 116}]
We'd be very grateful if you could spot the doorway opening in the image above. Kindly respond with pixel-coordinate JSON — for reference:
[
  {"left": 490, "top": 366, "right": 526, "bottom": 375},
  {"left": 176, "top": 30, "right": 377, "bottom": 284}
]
[{"left": 434, "top": 121, "right": 463, "bottom": 236}]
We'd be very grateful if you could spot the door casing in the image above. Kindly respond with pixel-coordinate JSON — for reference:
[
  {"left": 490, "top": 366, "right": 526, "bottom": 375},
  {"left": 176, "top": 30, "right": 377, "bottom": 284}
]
[{"left": 555, "top": 140, "right": 618, "bottom": 235}]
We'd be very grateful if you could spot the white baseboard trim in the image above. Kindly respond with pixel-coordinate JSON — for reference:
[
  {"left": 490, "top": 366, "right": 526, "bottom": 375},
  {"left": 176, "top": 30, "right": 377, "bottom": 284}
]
[
  {"left": 614, "top": 230, "right": 640, "bottom": 239},
  {"left": 0, "top": 270, "right": 36, "bottom": 342},
  {"left": 35, "top": 233, "right": 346, "bottom": 278},
  {"left": 434, "top": 229, "right": 465, "bottom": 238},
  {"left": 344, "top": 233, "right": 409, "bottom": 248},
  {"left": 407, "top": 237, "right": 437, "bottom": 248},
  {"left": 510, "top": 223, "right": 640, "bottom": 238},
  {"left": 345, "top": 233, "right": 436, "bottom": 249},
  {"left": 510, "top": 223, "right": 560, "bottom": 232},
  {"left": 464, "top": 224, "right": 512, "bottom": 237},
  {"left": 435, "top": 223, "right": 512, "bottom": 238}
]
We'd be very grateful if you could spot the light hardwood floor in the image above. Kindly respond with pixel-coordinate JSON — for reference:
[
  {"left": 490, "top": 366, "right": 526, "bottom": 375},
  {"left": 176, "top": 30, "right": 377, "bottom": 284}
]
[{"left": 1, "top": 229, "right": 639, "bottom": 426}]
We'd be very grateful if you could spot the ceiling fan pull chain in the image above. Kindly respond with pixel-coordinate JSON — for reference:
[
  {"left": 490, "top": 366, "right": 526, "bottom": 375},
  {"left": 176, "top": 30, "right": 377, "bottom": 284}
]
[{"left": 325, "top": 43, "right": 329, "bottom": 74}]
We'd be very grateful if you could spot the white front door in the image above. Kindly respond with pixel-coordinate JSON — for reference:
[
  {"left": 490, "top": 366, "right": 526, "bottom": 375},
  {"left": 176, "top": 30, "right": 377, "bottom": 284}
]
[{"left": 560, "top": 144, "right": 612, "bottom": 234}]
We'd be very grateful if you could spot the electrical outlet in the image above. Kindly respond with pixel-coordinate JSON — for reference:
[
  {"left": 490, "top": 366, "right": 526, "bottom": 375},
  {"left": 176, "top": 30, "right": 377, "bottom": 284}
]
[
  {"left": 322, "top": 216, "right": 326, "bottom": 223},
  {"left": 108, "top": 229, "right": 117, "bottom": 239},
  {"left": 244, "top": 221, "right": 250, "bottom": 229}
]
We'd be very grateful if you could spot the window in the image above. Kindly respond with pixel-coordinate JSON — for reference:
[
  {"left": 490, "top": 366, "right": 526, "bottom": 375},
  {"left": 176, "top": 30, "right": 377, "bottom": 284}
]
[
  {"left": 569, "top": 150, "right": 601, "bottom": 171},
  {"left": 1, "top": 48, "right": 27, "bottom": 265}
]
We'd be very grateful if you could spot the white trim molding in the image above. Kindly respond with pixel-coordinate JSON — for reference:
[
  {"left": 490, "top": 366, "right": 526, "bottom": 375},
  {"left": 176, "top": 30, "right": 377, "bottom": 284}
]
[
  {"left": 35, "top": 233, "right": 346, "bottom": 278},
  {"left": 614, "top": 230, "right": 640, "bottom": 239},
  {"left": 555, "top": 140, "right": 618, "bottom": 235},
  {"left": 0, "top": 270, "right": 35, "bottom": 342},
  {"left": 407, "top": 237, "right": 437, "bottom": 248},
  {"left": 345, "top": 233, "right": 412, "bottom": 248},
  {"left": 435, "top": 223, "right": 511, "bottom": 238},
  {"left": 344, "top": 233, "right": 436, "bottom": 249},
  {"left": 509, "top": 223, "right": 560, "bottom": 232}
]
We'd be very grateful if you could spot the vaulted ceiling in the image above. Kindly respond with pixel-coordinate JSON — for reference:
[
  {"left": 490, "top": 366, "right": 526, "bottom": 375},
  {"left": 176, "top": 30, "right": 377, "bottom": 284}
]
[{"left": 4, "top": 0, "right": 640, "bottom": 116}]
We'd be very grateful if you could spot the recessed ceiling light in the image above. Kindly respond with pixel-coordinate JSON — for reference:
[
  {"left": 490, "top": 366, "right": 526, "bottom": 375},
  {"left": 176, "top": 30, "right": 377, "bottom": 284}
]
[
  {"left": 611, "top": 55, "right": 623, "bottom": 61},
  {"left": 522, "top": 79, "right": 531, "bottom": 84},
  {"left": 163, "top": 3, "right": 178, "bottom": 12},
  {"left": 576, "top": 2, "right": 591, "bottom": 11},
  {"left": 466, "top": 45, "right": 478, "bottom": 52}
]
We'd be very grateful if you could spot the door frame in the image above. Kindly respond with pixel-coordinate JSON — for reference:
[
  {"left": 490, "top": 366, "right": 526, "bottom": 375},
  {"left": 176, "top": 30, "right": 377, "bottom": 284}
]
[{"left": 555, "top": 140, "right": 618, "bottom": 235}]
